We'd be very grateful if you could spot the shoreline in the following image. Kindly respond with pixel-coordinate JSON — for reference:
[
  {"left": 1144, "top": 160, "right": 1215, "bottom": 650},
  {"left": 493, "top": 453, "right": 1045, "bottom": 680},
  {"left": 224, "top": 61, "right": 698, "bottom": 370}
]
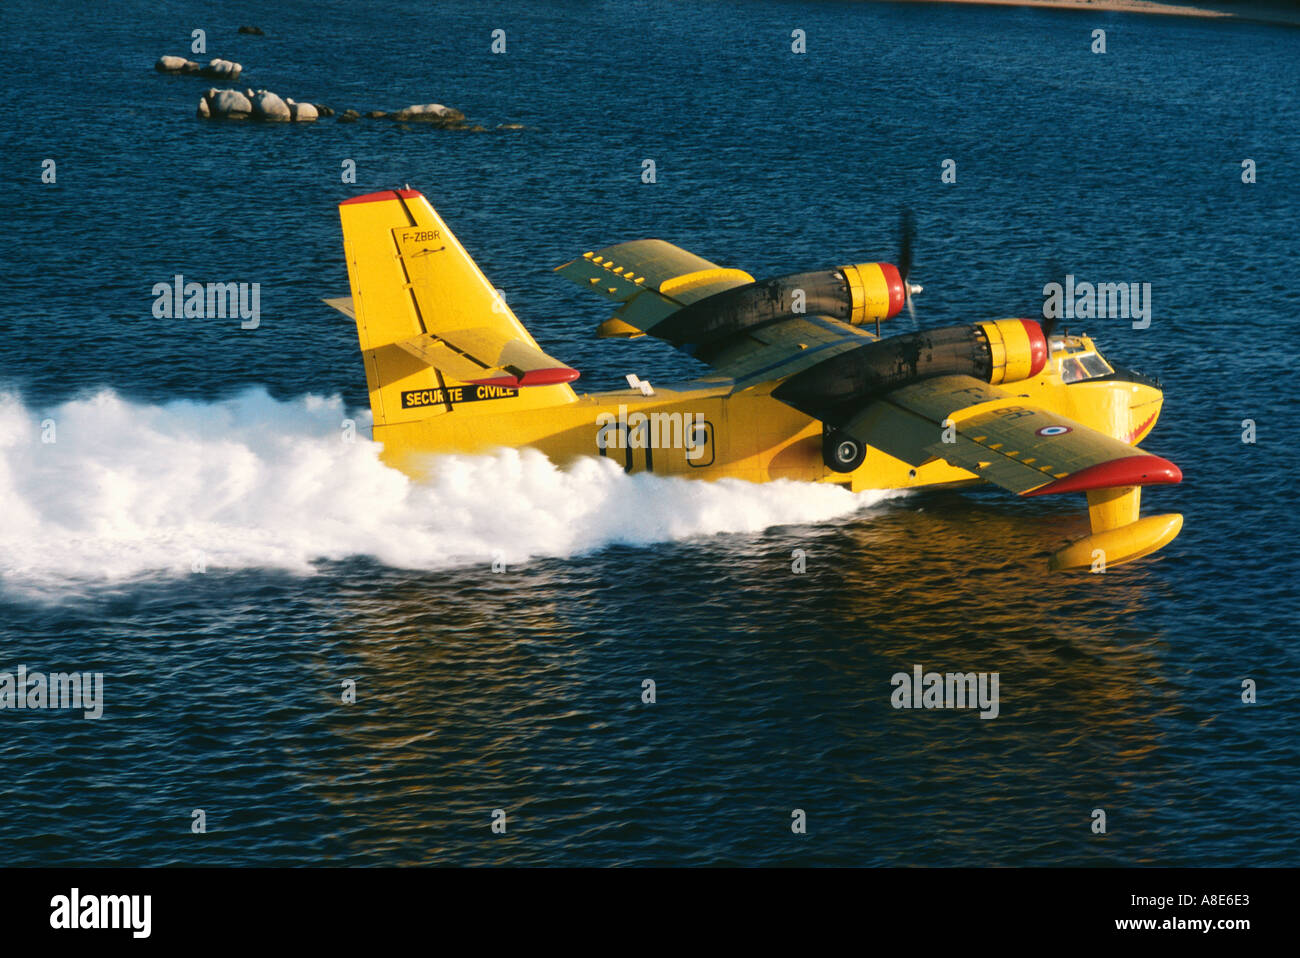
[{"left": 888, "top": 0, "right": 1300, "bottom": 27}]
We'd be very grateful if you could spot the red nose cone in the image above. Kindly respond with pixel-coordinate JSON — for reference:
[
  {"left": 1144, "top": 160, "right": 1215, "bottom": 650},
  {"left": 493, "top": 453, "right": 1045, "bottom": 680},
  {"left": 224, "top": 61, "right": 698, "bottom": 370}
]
[
  {"left": 878, "top": 262, "right": 906, "bottom": 319},
  {"left": 1019, "top": 318, "right": 1049, "bottom": 377}
]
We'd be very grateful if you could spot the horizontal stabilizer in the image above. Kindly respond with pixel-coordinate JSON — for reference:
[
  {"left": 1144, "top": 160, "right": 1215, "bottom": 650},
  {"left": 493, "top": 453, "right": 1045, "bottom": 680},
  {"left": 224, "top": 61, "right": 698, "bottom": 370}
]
[
  {"left": 322, "top": 296, "right": 355, "bottom": 319},
  {"left": 393, "top": 328, "right": 578, "bottom": 388}
]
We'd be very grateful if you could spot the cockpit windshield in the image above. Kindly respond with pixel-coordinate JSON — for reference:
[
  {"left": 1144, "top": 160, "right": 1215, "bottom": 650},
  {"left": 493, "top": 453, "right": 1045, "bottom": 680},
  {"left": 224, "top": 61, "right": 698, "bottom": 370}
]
[
  {"left": 1050, "top": 335, "right": 1113, "bottom": 383},
  {"left": 1058, "top": 351, "right": 1113, "bottom": 384}
]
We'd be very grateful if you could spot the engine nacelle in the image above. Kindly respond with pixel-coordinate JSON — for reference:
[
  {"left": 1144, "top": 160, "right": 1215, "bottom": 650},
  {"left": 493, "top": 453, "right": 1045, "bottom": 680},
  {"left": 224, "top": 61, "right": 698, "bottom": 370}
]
[
  {"left": 772, "top": 318, "right": 1049, "bottom": 426},
  {"left": 977, "top": 318, "right": 1049, "bottom": 385},
  {"left": 649, "top": 262, "right": 908, "bottom": 350},
  {"left": 840, "top": 262, "right": 906, "bottom": 325}
]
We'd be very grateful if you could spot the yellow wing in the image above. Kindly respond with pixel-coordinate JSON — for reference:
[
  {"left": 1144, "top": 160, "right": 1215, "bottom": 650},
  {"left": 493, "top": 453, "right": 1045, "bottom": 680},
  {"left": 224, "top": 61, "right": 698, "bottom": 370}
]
[
  {"left": 555, "top": 239, "right": 881, "bottom": 382},
  {"left": 841, "top": 374, "right": 1182, "bottom": 497},
  {"left": 555, "top": 239, "right": 755, "bottom": 336}
]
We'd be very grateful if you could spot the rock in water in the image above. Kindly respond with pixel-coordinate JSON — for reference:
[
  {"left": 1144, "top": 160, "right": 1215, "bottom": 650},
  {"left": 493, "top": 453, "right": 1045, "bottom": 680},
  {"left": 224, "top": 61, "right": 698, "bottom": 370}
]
[
  {"left": 199, "top": 88, "right": 317, "bottom": 123},
  {"left": 156, "top": 55, "right": 199, "bottom": 74},
  {"left": 390, "top": 103, "right": 466, "bottom": 125},
  {"left": 237, "top": 26, "right": 265, "bottom": 36},
  {"left": 201, "top": 58, "right": 243, "bottom": 81},
  {"left": 209, "top": 89, "right": 253, "bottom": 118},
  {"left": 252, "top": 90, "right": 291, "bottom": 121}
]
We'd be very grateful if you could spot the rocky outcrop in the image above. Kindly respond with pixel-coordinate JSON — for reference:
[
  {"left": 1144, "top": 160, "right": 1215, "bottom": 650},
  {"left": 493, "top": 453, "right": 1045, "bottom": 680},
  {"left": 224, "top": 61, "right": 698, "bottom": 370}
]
[
  {"left": 156, "top": 49, "right": 486, "bottom": 131},
  {"left": 198, "top": 88, "right": 316, "bottom": 121},
  {"left": 155, "top": 55, "right": 198, "bottom": 74},
  {"left": 156, "top": 55, "right": 242, "bottom": 81},
  {"left": 389, "top": 103, "right": 466, "bottom": 127},
  {"left": 202, "top": 58, "right": 242, "bottom": 81},
  {"left": 192, "top": 88, "right": 466, "bottom": 128}
]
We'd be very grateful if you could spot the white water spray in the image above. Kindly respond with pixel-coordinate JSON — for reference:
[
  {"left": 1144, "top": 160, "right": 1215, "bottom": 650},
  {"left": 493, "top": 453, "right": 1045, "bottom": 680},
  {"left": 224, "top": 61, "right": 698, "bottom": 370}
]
[{"left": 0, "top": 388, "right": 900, "bottom": 597}]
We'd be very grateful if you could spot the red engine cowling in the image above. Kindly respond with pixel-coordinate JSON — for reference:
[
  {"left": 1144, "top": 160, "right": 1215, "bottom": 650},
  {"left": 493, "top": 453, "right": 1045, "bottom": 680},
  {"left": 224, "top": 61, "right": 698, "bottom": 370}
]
[{"left": 976, "top": 318, "right": 1049, "bottom": 384}]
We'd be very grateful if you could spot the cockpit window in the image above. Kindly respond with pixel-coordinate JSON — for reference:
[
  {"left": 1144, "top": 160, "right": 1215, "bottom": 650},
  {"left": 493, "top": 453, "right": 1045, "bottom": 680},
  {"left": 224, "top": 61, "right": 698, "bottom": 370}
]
[
  {"left": 1079, "top": 353, "right": 1111, "bottom": 377},
  {"left": 1060, "top": 352, "right": 1113, "bottom": 383}
]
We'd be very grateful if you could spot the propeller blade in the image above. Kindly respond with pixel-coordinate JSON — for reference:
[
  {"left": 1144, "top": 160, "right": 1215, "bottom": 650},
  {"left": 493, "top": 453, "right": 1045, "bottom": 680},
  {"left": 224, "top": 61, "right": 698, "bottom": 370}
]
[
  {"left": 1040, "top": 259, "right": 1066, "bottom": 340},
  {"left": 898, "top": 208, "right": 919, "bottom": 329},
  {"left": 898, "top": 208, "right": 916, "bottom": 283}
]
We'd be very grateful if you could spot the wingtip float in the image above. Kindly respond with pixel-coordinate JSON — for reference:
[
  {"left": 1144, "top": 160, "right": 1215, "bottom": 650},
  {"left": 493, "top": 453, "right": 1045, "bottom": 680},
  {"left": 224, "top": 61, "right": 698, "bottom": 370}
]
[{"left": 324, "top": 187, "right": 1183, "bottom": 571}]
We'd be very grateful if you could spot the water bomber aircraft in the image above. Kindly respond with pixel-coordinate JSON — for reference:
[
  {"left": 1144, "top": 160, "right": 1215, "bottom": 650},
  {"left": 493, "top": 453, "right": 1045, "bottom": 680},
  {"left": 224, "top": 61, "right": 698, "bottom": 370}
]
[{"left": 324, "top": 188, "right": 1183, "bottom": 571}]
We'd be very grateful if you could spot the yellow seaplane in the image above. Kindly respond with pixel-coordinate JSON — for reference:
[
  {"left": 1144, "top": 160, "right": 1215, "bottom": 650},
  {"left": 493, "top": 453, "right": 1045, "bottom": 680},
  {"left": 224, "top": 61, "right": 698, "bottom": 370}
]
[{"left": 325, "top": 188, "right": 1183, "bottom": 571}]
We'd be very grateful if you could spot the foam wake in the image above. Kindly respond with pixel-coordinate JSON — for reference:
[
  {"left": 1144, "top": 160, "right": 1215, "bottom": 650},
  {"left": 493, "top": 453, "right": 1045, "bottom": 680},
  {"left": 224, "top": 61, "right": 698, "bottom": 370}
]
[{"left": 0, "top": 388, "right": 899, "bottom": 597}]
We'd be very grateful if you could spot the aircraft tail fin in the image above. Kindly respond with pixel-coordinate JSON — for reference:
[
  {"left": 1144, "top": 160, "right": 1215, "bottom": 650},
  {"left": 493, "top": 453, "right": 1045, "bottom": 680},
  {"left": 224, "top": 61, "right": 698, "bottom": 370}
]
[{"left": 333, "top": 189, "right": 578, "bottom": 428}]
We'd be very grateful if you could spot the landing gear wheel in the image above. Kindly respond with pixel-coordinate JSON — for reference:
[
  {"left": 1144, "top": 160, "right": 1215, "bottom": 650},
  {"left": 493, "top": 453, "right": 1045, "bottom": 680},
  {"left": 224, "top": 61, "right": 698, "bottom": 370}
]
[{"left": 823, "top": 428, "right": 865, "bottom": 473}]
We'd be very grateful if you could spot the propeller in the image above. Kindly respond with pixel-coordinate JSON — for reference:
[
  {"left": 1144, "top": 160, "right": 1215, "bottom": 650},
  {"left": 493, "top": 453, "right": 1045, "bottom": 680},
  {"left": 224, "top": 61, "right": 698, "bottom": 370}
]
[
  {"left": 1039, "top": 259, "right": 1066, "bottom": 340},
  {"left": 898, "top": 208, "right": 923, "bottom": 328}
]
